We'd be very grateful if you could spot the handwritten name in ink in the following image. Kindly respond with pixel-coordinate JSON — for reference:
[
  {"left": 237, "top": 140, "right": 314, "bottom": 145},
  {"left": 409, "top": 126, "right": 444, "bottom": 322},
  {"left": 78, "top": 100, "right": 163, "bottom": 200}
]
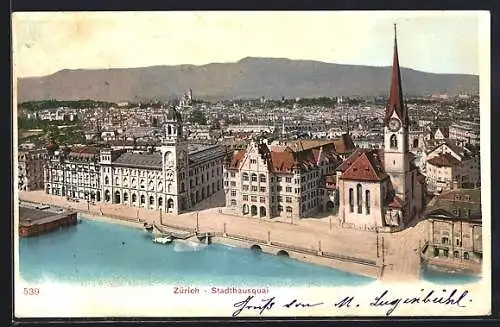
[
  {"left": 232, "top": 295, "right": 324, "bottom": 317},
  {"left": 230, "top": 288, "right": 471, "bottom": 317}
]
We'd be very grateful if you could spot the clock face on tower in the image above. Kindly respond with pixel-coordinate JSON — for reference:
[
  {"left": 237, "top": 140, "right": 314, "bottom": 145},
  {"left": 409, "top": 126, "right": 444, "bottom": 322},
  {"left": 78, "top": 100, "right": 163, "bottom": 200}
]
[{"left": 388, "top": 118, "right": 401, "bottom": 132}]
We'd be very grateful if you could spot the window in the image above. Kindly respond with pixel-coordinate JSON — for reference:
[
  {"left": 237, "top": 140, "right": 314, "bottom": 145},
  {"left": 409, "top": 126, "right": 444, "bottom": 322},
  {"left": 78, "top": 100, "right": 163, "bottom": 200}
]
[
  {"left": 442, "top": 237, "right": 449, "bottom": 245},
  {"left": 149, "top": 196, "right": 154, "bottom": 205},
  {"left": 250, "top": 159, "right": 257, "bottom": 164},
  {"left": 251, "top": 174, "right": 258, "bottom": 182},
  {"left": 286, "top": 186, "right": 292, "bottom": 193},
  {"left": 251, "top": 196, "right": 257, "bottom": 202},
  {"left": 277, "top": 186, "right": 283, "bottom": 191},
  {"left": 140, "top": 195, "right": 145, "bottom": 204},
  {"left": 349, "top": 188, "right": 354, "bottom": 213},
  {"left": 285, "top": 196, "right": 292, "bottom": 203},
  {"left": 243, "top": 185, "right": 249, "bottom": 191},
  {"left": 286, "top": 206, "right": 292, "bottom": 213},
  {"left": 277, "top": 196, "right": 282, "bottom": 202},
  {"left": 278, "top": 205, "right": 283, "bottom": 212},
  {"left": 390, "top": 134, "right": 398, "bottom": 149},
  {"left": 231, "top": 190, "right": 236, "bottom": 197},
  {"left": 285, "top": 177, "right": 292, "bottom": 183},
  {"left": 259, "top": 174, "right": 266, "bottom": 183},
  {"left": 365, "top": 190, "right": 371, "bottom": 215},
  {"left": 259, "top": 197, "right": 265, "bottom": 203},
  {"left": 230, "top": 199, "right": 237, "bottom": 206},
  {"left": 251, "top": 186, "right": 258, "bottom": 192},
  {"left": 357, "top": 184, "right": 363, "bottom": 214},
  {"left": 277, "top": 177, "right": 282, "bottom": 182},
  {"left": 230, "top": 181, "right": 236, "bottom": 187},
  {"left": 260, "top": 186, "right": 266, "bottom": 192},
  {"left": 243, "top": 173, "right": 249, "bottom": 181},
  {"left": 243, "top": 195, "right": 248, "bottom": 201}
]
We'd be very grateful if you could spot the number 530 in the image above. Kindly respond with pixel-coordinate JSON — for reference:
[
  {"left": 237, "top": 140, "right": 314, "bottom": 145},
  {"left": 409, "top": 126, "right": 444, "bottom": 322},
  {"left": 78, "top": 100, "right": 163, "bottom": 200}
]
[{"left": 23, "top": 287, "right": 39, "bottom": 295}]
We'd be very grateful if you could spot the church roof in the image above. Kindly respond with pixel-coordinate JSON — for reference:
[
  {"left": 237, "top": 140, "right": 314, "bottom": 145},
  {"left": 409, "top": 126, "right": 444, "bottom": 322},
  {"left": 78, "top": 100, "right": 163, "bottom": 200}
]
[
  {"left": 385, "top": 25, "right": 409, "bottom": 127},
  {"left": 340, "top": 149, "right": 388, "bottom": 182}
]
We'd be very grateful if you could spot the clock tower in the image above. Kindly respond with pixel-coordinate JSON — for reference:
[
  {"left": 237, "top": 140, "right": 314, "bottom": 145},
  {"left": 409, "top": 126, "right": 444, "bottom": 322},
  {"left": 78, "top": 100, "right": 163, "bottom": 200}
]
[
  {"left": 383, "top": 25, "right": 412, "bottom": 206},
  {"left": 160, "top": 107, "right": 189, "bottom": 213}
]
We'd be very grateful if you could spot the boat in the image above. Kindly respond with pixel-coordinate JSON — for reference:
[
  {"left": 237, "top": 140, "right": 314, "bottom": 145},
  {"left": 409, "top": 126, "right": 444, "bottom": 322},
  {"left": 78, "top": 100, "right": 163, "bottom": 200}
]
[
  {"left": 143, "top": 222, "right": 154, "bottom": 232},
  {"left": 152, "top": 236, "right": 173, "bottom": 244}
]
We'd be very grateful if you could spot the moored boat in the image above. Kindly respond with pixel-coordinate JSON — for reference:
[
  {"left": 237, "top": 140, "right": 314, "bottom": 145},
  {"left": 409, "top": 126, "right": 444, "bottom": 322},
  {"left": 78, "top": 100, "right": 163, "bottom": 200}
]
[{"left": 153, "top": 236, "right": 173, "bottom": 244}]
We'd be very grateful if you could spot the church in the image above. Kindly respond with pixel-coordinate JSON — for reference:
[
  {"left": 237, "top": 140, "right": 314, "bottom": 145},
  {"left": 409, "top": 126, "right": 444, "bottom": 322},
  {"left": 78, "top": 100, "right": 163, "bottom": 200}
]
[{"left": 335, "top": 26, "right": 425, "bottom": 230}]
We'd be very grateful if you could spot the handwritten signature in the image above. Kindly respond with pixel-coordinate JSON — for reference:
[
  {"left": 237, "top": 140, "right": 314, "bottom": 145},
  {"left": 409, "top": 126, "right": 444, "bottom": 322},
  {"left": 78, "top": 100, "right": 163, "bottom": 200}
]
[{"left": 231, "top": 288, "right": 471, "bottom": 317}]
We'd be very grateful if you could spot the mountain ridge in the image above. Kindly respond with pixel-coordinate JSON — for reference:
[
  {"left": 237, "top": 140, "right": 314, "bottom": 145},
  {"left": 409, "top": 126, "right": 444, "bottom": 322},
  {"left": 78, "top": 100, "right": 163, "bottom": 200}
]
[{"left": 17, "top": 57, "right": 478, "bottom": 102}]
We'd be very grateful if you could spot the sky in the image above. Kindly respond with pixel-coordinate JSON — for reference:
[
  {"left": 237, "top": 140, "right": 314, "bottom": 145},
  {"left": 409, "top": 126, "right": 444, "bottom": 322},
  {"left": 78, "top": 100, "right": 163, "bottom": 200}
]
[{"left": 12, "top": 11, "right": 487, "bottom": 78}]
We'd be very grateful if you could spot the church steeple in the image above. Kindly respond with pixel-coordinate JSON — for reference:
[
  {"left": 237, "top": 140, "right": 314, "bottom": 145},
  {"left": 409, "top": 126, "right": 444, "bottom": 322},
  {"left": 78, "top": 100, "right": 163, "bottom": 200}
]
[{"left": 385, "top": 24, "right": 408, "bottom": 127}]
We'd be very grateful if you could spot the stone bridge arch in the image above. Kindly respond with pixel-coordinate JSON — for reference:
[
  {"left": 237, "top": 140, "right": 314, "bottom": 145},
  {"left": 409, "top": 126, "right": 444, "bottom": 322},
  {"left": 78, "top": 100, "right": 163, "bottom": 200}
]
[
  {"left": 276, "top": 250, "right": 289, "bottom": 257},
  {"left": 250, "top": 244, "right": 262, "bottom": 252}
]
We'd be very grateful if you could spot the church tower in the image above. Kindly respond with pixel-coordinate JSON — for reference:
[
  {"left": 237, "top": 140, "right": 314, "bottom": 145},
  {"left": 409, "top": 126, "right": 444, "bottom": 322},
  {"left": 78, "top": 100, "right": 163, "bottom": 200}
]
[
  {"left": 160, "top": 107, "right": 189, "bottom": 213},
  {"left": 383, "top": 25, "right": 412, "bottom": 205}
]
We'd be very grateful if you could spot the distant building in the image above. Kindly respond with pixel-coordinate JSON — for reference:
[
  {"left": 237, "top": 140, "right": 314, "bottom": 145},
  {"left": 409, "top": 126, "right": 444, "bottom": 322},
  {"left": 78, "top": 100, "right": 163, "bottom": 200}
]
[
  {"left": 421, "top": 188, "right": 482, "bottom": 275},
  {"left": 449, "top": 121, "right": 480, "bottom": 146},
  {"left": 18, "top": 149, "right": 46, "bottom": 191},
  {"left": 226, "top": 125, "right": 275, "bottom": 134}
]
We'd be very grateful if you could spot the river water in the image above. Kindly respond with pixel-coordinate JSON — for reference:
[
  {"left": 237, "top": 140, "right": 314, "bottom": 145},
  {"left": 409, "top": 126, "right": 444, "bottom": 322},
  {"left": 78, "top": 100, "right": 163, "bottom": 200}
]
[{"left": 19, "top": 217, "right": 480, "bottom": 287}]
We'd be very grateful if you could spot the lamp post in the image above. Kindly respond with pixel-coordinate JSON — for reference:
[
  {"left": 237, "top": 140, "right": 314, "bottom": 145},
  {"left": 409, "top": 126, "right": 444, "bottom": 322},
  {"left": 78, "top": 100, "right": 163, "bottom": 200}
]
[{"left": 159, "top": 207, "right": 163, "bottom": 225}]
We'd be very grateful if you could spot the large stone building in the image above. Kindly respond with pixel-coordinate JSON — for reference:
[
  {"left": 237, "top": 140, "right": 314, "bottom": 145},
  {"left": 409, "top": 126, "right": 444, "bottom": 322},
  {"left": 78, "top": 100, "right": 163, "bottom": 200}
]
[
  {"left": 422, "top": 188, "right": 482, "bottom": 274},
  {"left": 18, "top": 149, "right": 46, "bottom": 191},
  {"left": 44, "top": 145, "right": 101, "bottom": 199},
  {"left": 333, "top": 26, "right": 425, "bottom": 230},
  {"left": 44, "top": 107, "right": 228, "bottom": 214},
  {"left": 223, "top": 137, "right": 353, "bottom": 220}
]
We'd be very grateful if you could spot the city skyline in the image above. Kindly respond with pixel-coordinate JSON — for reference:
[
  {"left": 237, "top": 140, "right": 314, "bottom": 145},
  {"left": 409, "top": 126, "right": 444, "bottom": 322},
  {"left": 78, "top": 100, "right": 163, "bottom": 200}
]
[{"left": 12, "top": 11, "right": 486, "bottom": 78}]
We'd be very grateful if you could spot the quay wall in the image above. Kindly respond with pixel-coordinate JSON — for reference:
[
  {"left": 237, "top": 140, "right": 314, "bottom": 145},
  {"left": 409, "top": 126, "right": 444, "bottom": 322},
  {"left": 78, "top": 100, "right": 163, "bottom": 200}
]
[{"left": 212, "top": 236, "right": 380, "bottom": 279}]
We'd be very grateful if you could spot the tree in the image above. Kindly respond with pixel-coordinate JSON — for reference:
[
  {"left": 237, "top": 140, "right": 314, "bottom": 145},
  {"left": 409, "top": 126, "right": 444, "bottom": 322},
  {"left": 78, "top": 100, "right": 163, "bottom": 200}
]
[{"left": 189, "top": 109, "right": 207, "bottom": 125}]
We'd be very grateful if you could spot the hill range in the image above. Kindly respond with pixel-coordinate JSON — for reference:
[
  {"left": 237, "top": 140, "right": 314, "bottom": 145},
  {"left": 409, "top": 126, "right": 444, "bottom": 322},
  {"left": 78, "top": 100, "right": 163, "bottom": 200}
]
[{"left": 16, "top": 57, "right": 479, "bottom": 102}]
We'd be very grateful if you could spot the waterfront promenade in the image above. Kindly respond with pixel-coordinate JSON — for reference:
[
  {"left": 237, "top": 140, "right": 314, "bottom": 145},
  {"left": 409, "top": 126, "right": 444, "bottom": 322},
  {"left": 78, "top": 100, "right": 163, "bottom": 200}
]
[{"left": 18, "top": 190, "right": 428, "bottom": 281}]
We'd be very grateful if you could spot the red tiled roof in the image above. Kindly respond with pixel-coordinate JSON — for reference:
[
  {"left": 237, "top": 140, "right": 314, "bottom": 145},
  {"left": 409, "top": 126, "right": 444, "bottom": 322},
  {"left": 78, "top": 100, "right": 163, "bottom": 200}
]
[
  {"left": 427, "top": 153, "right": 461, "bottom": 167},
  {"left": 333, "top": 134, "right": 356, "bottom": 153},
  {"left": 388, "top": 195, "right": 404, "bottom": 208},
  {"left": 228, "top": 150, "right": 245, "bottom": 169},
  {"left": 270, "top": 151, "right": 296, "bottom": 173},
  {"left": 340, "top": 149, "right": 387, "bottom": 182}
]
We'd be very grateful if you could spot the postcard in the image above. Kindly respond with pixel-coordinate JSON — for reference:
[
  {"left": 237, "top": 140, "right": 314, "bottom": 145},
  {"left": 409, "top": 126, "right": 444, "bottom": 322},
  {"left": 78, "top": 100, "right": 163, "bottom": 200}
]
[{"left": 12, "top": 11, "right": 491, "bottom": 318}]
